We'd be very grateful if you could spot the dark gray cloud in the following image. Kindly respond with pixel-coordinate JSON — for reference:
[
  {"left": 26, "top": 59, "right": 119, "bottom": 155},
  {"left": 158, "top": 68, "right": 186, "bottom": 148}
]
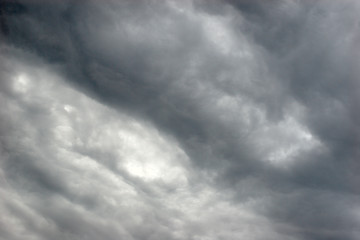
[{"left": 1, "top": 0, "right": 360, "bottom": 239}]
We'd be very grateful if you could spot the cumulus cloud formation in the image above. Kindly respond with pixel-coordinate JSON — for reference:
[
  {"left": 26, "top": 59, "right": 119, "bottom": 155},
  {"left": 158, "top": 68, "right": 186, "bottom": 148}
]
[{"left": 1, "top": 0, "right": 359, "bottom": 239}]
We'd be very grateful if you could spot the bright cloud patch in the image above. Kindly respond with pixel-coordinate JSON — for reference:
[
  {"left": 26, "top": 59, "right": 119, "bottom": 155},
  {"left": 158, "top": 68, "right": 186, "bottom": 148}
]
[{"left": 0, "top": 50, "right": 285, "bottom": 240}]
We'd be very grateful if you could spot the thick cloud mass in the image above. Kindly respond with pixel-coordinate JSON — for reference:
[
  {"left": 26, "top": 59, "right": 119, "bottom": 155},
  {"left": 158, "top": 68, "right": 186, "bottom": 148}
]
[{"left": 1, "top": 0, "right": 360, "bottom": 239}]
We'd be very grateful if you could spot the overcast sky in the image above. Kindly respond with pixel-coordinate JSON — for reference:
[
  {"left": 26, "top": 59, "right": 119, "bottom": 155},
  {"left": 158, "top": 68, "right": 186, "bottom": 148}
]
[{"left": 0, "top": 0, "right": 360, "bottom": 239}]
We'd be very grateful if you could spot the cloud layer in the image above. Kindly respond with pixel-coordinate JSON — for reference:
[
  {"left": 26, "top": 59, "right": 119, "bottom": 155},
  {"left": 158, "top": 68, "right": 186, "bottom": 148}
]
[{"left": 1, "top": 0, "right": 360, "bottom": 239}]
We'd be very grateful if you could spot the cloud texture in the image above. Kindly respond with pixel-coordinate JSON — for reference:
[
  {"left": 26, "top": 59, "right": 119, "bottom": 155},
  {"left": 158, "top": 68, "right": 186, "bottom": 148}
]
[{"left": 1, "top": 0, "right": 360, "bottom": 239}]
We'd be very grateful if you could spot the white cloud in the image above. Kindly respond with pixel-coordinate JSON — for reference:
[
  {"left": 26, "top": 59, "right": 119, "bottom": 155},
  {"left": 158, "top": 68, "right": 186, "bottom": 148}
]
[{"left": 0, "top": 49, "right": 286, "bottom": 240}]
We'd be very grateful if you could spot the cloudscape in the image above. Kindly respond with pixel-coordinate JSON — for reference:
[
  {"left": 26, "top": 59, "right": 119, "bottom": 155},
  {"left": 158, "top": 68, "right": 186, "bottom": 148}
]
[{"left": 0, "top": 0, "right": 360, "bottom": 239}]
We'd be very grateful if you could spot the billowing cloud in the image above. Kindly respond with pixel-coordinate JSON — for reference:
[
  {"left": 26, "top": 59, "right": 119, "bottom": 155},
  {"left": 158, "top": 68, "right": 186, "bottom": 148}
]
[{"left": 1, "top": 0, "right": 360, "bottom": 239}]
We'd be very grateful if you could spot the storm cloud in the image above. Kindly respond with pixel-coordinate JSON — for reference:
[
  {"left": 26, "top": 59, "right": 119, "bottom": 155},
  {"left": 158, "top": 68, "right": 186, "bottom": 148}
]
[{"left": 1, "top": 0, "right": 360, "bottom": 239}]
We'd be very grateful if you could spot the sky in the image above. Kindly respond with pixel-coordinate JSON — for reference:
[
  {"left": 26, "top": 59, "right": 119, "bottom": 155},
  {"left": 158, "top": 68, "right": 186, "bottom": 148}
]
[{"left": 0, "top": 0, "right": 360, "bottom": 239}]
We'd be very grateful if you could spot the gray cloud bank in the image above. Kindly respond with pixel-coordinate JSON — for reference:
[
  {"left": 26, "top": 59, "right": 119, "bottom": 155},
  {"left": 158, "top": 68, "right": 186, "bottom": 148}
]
[{"left": 1, "top": 0, "right": 360, "bottom": 239}]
